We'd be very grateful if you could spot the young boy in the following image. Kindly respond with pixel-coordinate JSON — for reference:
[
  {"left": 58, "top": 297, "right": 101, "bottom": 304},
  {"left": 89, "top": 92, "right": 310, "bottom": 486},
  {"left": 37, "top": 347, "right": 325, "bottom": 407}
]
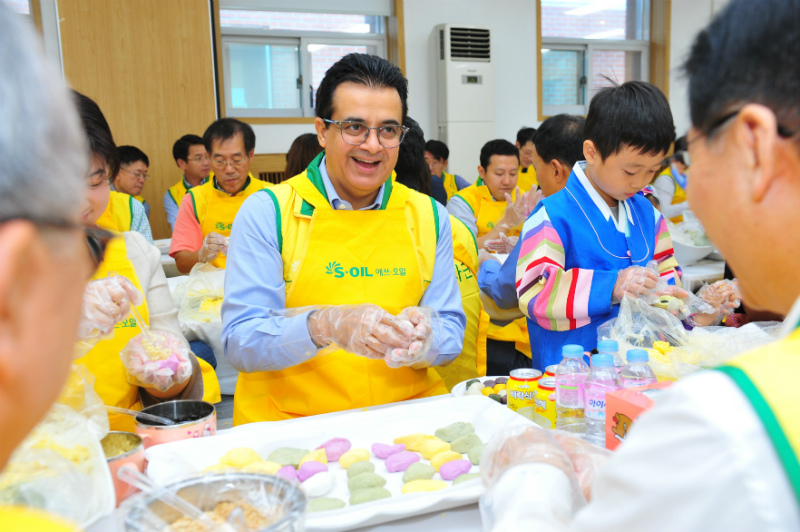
[
  {"left": 425, "top": 139, "right": 469, "bottom": 203},
  {"left": 516, "top": 81, "right": 680, "bottom": 370}
]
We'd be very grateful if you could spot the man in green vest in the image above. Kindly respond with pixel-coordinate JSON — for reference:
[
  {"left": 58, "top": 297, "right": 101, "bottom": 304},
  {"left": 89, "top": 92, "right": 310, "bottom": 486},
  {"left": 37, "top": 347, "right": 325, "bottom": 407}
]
[{"left": 478, "top": 1, "right": 800, "bottom": 530}]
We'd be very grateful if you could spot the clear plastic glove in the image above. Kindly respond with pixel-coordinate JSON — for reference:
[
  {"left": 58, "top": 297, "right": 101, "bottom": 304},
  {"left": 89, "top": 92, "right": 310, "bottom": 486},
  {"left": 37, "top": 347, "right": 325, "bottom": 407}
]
[
  {"left": 120, "top": 331, "right": 193, "bottom": 392},
  {"left": 385, "top": 306, "right": 440, "bottom": 369},
  {"left": 307, "top": 304, "right": 414, "bottom": 360},
  {"left": 484, "top": 232, "right": 519, "bottom": 254},
  {"left": 197, "top": 232, "right": 228, "bottom": 263},
  {"left": 478, "top": 249, "right": 501, "bottom": 267},
  {"left": 78, "top": 276, "right": 144, "bottom": 339},
  {"left": 694, "top": 279, "right": 742, "bottom": 326},
  {"left": 552, "top": 430, "right": 612, "bottom": 502},
  {"left": 481, "top": 425, "right": 578, "bottom": 490},
  {"left": 499, "top": 187, "right": 542, "bottom": 230},
  {"left": 612, "top": 266, "right": 659, "bottom": 303}
]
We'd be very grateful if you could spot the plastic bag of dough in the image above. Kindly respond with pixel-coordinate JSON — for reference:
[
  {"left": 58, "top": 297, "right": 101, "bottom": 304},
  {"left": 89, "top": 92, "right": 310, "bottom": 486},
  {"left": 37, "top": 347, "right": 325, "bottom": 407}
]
[
  {"left": 173, "top": 263, "right": 225, "bottom": 326},
  {"left": 120, "top": 330, "right": 193, "bottom": 393}
]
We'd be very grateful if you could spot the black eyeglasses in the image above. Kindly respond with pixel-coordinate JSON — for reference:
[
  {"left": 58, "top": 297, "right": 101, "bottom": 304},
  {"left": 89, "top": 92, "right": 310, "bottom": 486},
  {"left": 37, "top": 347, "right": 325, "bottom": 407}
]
[
  {"left": 705, "top": 108, "right": 797, "bottom": 139},
  {"left": 0, "top": 216, "right": 113, "bottom": 273}
]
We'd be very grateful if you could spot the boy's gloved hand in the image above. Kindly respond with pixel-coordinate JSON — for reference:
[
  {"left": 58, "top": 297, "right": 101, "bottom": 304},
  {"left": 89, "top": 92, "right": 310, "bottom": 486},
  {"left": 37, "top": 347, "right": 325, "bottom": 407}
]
[{"left": 613, "top": 266, "right": 659, "bottom": 303}]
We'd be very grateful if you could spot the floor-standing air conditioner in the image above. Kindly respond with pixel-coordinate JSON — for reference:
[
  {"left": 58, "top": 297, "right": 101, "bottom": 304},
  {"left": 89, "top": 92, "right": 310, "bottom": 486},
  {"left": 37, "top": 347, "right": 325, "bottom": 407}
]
[{"left": 434, "top": 24, "right": 493, "bottom": 183}]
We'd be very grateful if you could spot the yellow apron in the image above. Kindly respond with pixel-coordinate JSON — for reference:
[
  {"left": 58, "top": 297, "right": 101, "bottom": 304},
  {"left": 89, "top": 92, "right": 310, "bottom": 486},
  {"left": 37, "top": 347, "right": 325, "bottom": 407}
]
[
  {"left": 233, "top": 170, "right": 447, "bottom": 424},
  {"left": 167, "top": 175, "right": 211, "bottom": 209},
  {"left": 517, "top": 165, "right": 539, "bottom": 193},
  {"left": 452, "top": 185, "right": 530, "bottom": 357},
  {"left": 96, "top": 190, "right": 133, "bottom": 233},
  {"left": 435, "top": 216, "right": 486, "bottom": 390},
  {"left": 442, "top": 172, "right": 460, "bottom": 202},
  {"left": 75, "top": 236, "right": 219, "bottom": 431},
  {"left": 188, "top": 174, "right": 269, "bottom": 268},
  {"left": 657, "top": 168, "right": 688, "bottom": 224},
  {"left": 717, "top": 326, "right": 800, "bottom": 505},
  {"left": 0, "top": 506, "right": 78, "bottom": 532}
]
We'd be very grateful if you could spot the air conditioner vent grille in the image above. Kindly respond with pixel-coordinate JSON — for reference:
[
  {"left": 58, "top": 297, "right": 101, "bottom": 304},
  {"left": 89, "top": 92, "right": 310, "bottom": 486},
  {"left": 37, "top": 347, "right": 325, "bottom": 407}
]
[{"left": 449, "top": 27, "right": 490, "bottom": 62}]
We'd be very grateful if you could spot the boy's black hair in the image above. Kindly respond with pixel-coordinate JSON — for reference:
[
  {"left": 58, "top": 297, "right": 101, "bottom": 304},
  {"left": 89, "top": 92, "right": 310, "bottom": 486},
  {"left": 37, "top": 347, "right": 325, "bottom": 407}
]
[
  {"left": 516, "top": 127, "right": 537, "bottom": 146},
  {"left": 584, "top": 80, "right": 675, "bottom": 160},
  {"left": 71, "top": 90, "right": 118, "bottom": 179},
  {"left": 480, "top": 139, "right": 519, "bottom": 170},
  {"left": 203, "top": 118, "right": 255, "bottom": 155},
  {"left": 316, "top": 53, "right": 408, "bottom": 122},
  {"left": 118, "top": 145, "right": 149, "bottom": 167},
  {"left": 425, "top": 139, "right": 449, "bottom": 161},
  {"left": 534, "top": 114, "right": 586, "bottom": 169},
  {"left": 172, "top": 134, "right": 204, "bottom": 162},
  {"left": 684, "top": 0, "right": 800, "bottom": 138},
  {"left": 395, "top": 116, "right": 431, "bottom": 196}
]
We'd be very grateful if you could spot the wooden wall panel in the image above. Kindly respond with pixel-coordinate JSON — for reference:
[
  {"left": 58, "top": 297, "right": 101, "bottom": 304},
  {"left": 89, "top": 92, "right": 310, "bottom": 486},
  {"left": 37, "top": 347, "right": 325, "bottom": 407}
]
[
  {"left": 58, "top": 0, "right": 217, "bottom": 239},
  {"left": 650, "top": 0, "right": 671, "bottom": 99}
]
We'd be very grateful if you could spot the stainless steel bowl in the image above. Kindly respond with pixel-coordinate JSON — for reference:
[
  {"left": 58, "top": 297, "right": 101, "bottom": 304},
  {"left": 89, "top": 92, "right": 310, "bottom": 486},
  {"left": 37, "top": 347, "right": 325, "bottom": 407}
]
[{"left": 124, "top": 473, "right": 306, "bottom": 532}]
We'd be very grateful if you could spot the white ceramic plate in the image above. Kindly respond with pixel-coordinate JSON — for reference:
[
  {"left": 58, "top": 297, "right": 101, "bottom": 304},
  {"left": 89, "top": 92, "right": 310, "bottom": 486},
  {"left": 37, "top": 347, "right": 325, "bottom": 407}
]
[
  {"left": 143, "top": 395, "right": 532, "bottom": 532},
  {"left": 450, "top": 376, "right": 507, "bottom": 397},
  {"left": 153, "top": 238, "right": 171, "bottom": 255}
]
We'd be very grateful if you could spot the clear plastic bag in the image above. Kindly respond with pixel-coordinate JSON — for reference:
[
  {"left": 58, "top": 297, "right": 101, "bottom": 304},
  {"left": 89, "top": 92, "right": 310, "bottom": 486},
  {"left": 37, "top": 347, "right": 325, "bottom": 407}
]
[
  {"left": 120, "top": 331, "right": 194, "bottom": 393},
  {"left": 0, "top": 366, "right": 114, "bottom": 527},
  {"left": 173, "top": 263, "right": 226, "bottom": 326}
]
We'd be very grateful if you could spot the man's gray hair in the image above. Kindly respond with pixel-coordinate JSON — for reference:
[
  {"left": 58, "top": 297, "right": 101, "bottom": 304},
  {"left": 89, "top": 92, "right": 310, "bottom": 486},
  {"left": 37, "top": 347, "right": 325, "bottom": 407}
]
[{"left": 0, "top": 5, "right": 87, "bottom": 222}]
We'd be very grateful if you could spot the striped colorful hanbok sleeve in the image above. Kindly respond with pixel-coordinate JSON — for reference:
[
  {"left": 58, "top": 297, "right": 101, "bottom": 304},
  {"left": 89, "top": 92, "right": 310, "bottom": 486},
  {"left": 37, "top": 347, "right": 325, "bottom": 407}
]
[
  {"left": 653, "top": 212, "right": 682, "bottom": 287},
  {"left": 515, "top": 207, "right": 617, "bottom": 332}
]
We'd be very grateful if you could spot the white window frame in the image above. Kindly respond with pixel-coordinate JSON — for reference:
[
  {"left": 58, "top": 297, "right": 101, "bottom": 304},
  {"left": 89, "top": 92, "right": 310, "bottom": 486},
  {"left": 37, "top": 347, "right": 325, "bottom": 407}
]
[
  {"left": 221, "top": 22, "right": 386, "bottom": 118},
  {"left": 541, "top": 37, "right": 649, "bottom": 116}
]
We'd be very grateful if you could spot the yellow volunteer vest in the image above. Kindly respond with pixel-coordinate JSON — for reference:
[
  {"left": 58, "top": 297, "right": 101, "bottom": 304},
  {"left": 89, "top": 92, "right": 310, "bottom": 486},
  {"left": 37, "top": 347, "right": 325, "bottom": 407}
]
[
  {"left": 167, "top": 175, "right": 211, "bottom": 209},
  {"left": 434, "top": 216, "right": 487, "bottom": 390},
  {"left": 442, "top": 172, "right": 460, "bottom": 202},
  {"left": 75, "top": 236, "right": 219, "bottom": 431},
  {"left": 233, "top": 164, "right": 447, "bottom": 424},
  {"left": 717, "top": 327, "right": 800, "bottom": 505},
  {"left": 452, "top": 185, "right": 530, "bottom": 355},
  {"left": 0, "top": 506, "right": 78, "bottom": 532},
  {"left": 517, "top": 165, "right": 538, "bottom": 193},
  {"left": 657, "top": 168, "right": 688, "bottom": 224},
  {"left": 96, "top": 190, "right": 133, "bottom": 233},
  {"left": 188, "top": 175, "right": 269, "bottom": 268}
]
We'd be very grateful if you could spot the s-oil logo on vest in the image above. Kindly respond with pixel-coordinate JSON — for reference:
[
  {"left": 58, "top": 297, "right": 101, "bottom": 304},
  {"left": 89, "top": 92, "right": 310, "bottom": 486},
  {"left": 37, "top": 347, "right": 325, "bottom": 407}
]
[{"left": 325, "top": 261, "right": 406, "bottom": 278}]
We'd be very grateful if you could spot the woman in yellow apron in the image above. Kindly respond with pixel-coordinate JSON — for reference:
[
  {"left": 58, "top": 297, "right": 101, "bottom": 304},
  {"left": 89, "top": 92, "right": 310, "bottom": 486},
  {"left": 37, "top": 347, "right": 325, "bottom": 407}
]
[{"left": 73, "top": 92, "right": 220, "bottom": 432}]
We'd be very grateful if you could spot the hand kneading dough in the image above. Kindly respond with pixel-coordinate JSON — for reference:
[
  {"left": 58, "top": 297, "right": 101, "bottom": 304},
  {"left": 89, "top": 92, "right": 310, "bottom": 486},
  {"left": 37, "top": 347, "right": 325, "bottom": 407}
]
[
  {"left": 419, "top": 438, "right": 450, "bottom": 460},
  {"left": 450, "top": 434, "right": 482, "bottom": 454},
  {"left": 219, "top": 447, "right": 262, "bottom": 468},
  {"left": 350, "top": 487, "right": 391, "bottom": 505},
  {"left": 300, "top": 448, "right": 328, "bottom": 466},
  {"left": 346, "top": 461, "right": 375, "bottom": 479},
  {"left": 431, "top": 450, "right": 462, "bottom": 472},
  {"left": 468, "top": 443, "right": 485, "bottom": 465},
  {"left": 268, "top": 447, "right": 309, "bottom": 467},
  {"left": 434, "top": 422, "right": 474, "bottom": 443},
  {"left": 393, "top": 433, "right": 436, "bottom": 452},
  {"left": 401, "top": 479, "right": 448, "bottom": 494},
  {"left": 339, "top": 448, "right": 370, "bottom": 469},
  {"left": 241, "top": 461, "right": 282, "bottom": 475},
  {"left": 347, "top": 472, "right": 387, "bottom": 491},
  {"left": 307, "top": 497, "right": 346, "bottom": 512},
  {"left": 402, "top": 462, "right": 435, "bottom": 483}
]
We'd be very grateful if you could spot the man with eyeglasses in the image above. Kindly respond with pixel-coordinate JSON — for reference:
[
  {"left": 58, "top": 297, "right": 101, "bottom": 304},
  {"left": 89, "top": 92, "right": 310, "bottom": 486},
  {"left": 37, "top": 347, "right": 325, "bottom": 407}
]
[
  {"left": 96, "top": 145, "right": 154, "bottom": 243},
  {"left": 169, "top": 118, "right": 269, "bottom": 273},
  {"left": 166, "top": 134, "right": 211, "bottom": 231},
  {"left": 112, "top": 145, "right": 151, "bottom": 217},
  {"left": 222, "top": 53, "right": 465, "bottom": 424},
  {"left": 477, "top": 1, "right": 800, "bottom": 531}
]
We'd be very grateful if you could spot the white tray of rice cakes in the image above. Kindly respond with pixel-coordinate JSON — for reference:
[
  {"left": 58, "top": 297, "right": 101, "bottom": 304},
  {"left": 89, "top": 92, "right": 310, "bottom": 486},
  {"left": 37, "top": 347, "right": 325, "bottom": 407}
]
[{"left": 144, "top": 394, "right": 532, "bottom": 531}]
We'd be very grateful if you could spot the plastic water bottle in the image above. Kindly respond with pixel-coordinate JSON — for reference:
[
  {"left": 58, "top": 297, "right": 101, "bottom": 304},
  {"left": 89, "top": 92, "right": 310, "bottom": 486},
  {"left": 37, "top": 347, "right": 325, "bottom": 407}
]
[
  {"left": 584, "top": 354, "right": 621, "bottom": 447},
  {"left": 597, "top": 339, "right": 624, "bottom": 374},
  {"left": 620, "top": 349, "right": 658, "bottom": 388},
  {"left": 555, "top": 344, "right": 590, "bottom": 434}
]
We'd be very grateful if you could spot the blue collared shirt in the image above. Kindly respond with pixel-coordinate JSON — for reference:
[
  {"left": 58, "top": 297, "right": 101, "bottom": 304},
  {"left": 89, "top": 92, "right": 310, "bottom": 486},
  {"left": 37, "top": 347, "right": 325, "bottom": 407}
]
[{"left": 222, "top": 156, "right": 465, "bottom": 372}]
